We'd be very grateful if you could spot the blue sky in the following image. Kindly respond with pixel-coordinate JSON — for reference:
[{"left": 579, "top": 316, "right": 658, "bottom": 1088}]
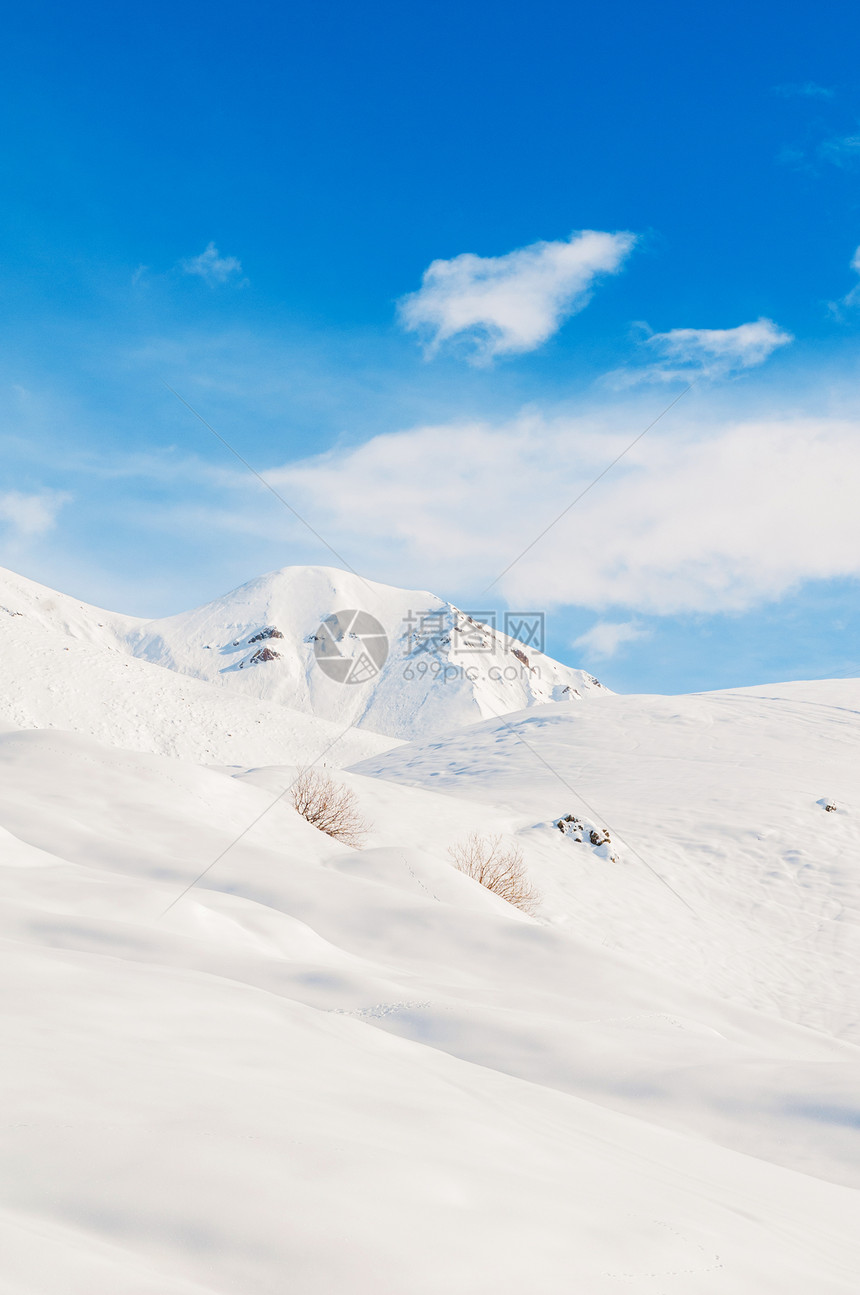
[{"left": 3, "top": 0, "right": 860, "bottom": 692}]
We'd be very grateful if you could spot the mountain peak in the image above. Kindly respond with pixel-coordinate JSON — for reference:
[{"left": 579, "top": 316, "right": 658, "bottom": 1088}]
[{"left": 127, "top": 563, "right": 607, "bottom": 740}]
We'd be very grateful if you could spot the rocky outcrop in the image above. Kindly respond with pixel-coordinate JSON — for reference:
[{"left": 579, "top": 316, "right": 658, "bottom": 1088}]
[
  {"left": 249, "top": 627, "right": 285, "bottom": 643},
  {"left": 555, "top": 814, "right": 616, "bottom": 860},
  {"left": 249, "top": 647, "right": 281, "bottom": 664}
]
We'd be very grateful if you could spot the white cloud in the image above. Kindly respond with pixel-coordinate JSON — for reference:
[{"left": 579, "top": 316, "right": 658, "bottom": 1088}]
[
  {"left": 0, "top": 490, "right": 68, "bottom": 539},
  {"left": 242, "top": 407, "right": 860, "bottom": 617},
  {"left": 573, "top": 620, "right": 649, "bottom": 660},
  {"left": 179, "top": 242, "right": 243, "bottom": 286},
  {"left": 773, "top": 82, "right": 834, "bottom": 99},
  {"left": 831, "top": 244, "right": 860, "bottom": 312},
  {"left": 616, "top": 318, "right": 793, "bottom": 385},
  {"left": 819, "top": 135, "right": 860, "bottom": 167},
  {"left": 398, "top": 230, "right": 636, "bottom": 363}
]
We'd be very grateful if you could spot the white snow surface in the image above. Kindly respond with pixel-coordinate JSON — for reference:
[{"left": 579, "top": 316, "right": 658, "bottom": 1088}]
[
  {"left": 125, "top": 563, "right": 607, "bottom": 738},
  {"left": 0, "top": 565, "right": 394, "bottom": 767},
  {"left": 1, "top": 563, "right": 859, "bottom": 1292}
]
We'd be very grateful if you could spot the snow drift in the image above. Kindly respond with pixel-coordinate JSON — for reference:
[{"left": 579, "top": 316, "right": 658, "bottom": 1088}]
[{"left": 1, "top": 560, "right": 859, "bottom": 1293}]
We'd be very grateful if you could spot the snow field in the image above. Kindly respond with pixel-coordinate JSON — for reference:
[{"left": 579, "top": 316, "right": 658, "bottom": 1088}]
[{"left": 1, "top": 563, "right": 859, "bottom": 1291}]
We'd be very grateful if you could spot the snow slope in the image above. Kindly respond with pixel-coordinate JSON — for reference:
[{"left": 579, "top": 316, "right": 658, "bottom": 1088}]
[
  {"left": 0, "top": 566, "right": 394, "bottom": 767},
  {"left": 354, "top": 680, "right": 860, "bottom": 1043},
  {"left": 1, "top": 726, "right": 859, "bottom": 1293},
  {"left": 0, "top": 560, "right": 606, "bottom": 752},
  {"left": 2, "top": 560, "right": 859, "bottom": 1291},
  {"left": 125, "top": 564, "right": 607, "bottom": 739}
]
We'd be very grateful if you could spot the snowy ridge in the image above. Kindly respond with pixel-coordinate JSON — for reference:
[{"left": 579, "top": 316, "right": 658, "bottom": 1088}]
[
  {"left": 0, "top": 562, "right": 141, "bottom": 647},
  {"left": 125, "top": 564, "right": 608, "bottom": 739},
  {"left": 1, "top": 560, "right": 859, "bottom": 1292},
  {"left": 0, "top": 562, "right": 606, "bottom": 749},
  {"left": 0, "top": 565, "right": 394, "bottom": 766}
]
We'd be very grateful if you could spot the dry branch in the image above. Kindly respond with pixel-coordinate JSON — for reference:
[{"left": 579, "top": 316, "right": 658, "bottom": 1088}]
[
  {"left": 291, "top": 768, "right": 370, "bottom": 848},
  {"left": 448, "top": 833, "right": 540, "bottom": 915}
]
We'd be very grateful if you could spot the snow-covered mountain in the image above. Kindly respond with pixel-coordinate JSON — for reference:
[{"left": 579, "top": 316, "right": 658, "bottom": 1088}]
[
  {"left": 0, "top": 565, "right": 394, "bottom": 767},
  {"left": 125, "top": 565, "right": 607, "bottom": 739},
  {"left": 2, "top": 557, "right": 860, "bottom": 1293},
  {"left": 0, "top": 562, "right": 607, "bottom": 752}
]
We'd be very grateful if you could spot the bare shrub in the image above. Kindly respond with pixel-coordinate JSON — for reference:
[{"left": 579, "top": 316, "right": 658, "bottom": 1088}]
[
  {"left": 290, "top": 768, "right": 370, "bottom": 847},
  {"left": 448, "top": 833, "right": 541, "bottom": 915}
]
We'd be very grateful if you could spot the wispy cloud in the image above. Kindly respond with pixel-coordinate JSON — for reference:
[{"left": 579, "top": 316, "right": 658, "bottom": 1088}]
[
  {"left": 179, "top": 242, "right": 244, "bottom": 286},
  {"left": 828, "top": 244, "right": 860, "bottom": 314},
  {"left": 773, "top": 82, "right": 835, "bottom": 100},
  {"left": 614, "top": 318, "right": 793, "bottom": 385},
  {"left": 0, "top": 490, "right": 69, "bottom": 539},
  {"left": 240, "top": 406, "right": 860, "bottom": 618},
  {"left": 573, "top": 620, "right": 649, "bottom": 660},
  {"left": 398, "top": 230, "right": 637, "bottom": 364},
  {"left": 818, "top": 134, "right": 860, "bottom": 168}
]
